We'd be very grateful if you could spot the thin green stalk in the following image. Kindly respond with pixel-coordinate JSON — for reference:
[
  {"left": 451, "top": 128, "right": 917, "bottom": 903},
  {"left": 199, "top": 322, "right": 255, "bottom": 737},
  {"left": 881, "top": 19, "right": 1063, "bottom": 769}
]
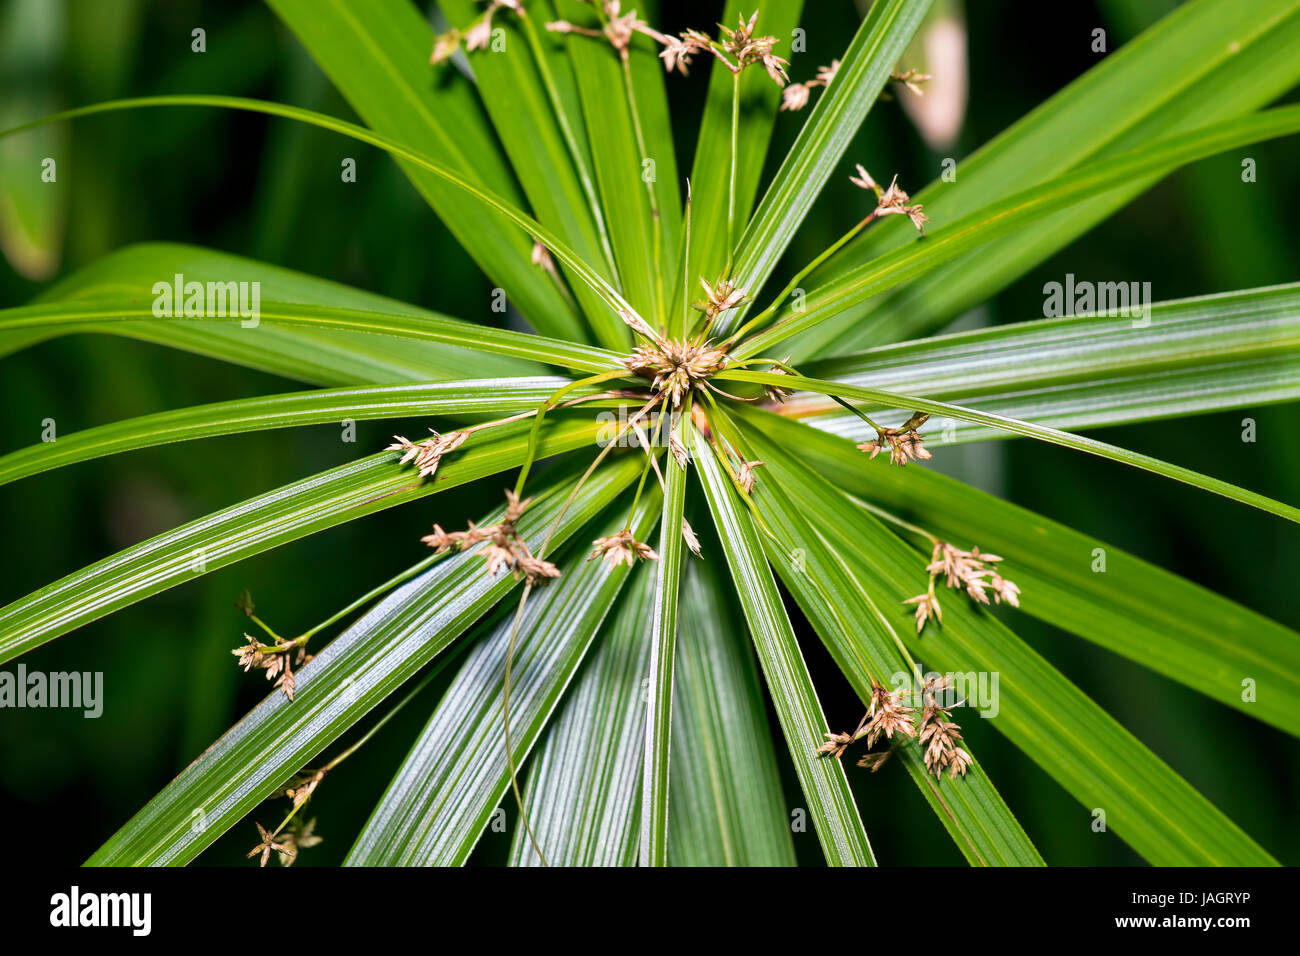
[
  {"left": 673, "top": 180, "right": 694, "bottom": 337},
  {"left": 515, "top": 370, "right": 628, "bottom": 497},
  {"left": 539, "top": 395, "right": 661, "bottom": 557},
  {"left": 619, "top": 50, "right": 666, "bottom": 325},
  {"left": 828, "top": 393, "right": 884, "bottom": 434},
  {"left": 726, "top": 69, "right": 741, "bottom": 274},
  {"left": 299, "top": 552, "right": 443, "bottom": 641},
  {"left": 518, "top": 11, "right": 622, "bottom": 285},
  {"left": 723, "top": 214, "right": 876, "bottom": 349},
  {"left": 851, "top": 497, "right": 939, "bottom": 545},
  {"left": 267, "top": 641, "right": 467, "bottom": 839}
]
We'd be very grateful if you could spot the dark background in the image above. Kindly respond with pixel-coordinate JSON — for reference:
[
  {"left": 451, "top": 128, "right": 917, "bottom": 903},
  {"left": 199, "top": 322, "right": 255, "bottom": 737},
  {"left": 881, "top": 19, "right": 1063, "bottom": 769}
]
[{"left": 1, "top": 0, "right": 1296, "bottom": 866}]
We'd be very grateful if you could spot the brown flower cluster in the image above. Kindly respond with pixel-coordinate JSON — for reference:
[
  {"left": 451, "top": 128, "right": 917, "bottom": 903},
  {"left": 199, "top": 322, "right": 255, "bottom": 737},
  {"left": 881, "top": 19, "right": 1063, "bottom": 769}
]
[
  {"left": 889, "top": 67, "right": 932, "bottom": 97},
  {"left": 849, "top": 165, "right": 930, "bottom": 233},
  {"left": 857, "top": 411, "right": 932, "bottom": 466},
  {"left": 232, "top": 633, "right": 312, "bottom": 701},
  {"left": 817, "top": 679, "right": 972, "bottom": 780},
  {"left": 589, "top": 528, "right": 659, "bottom": 567},
  {"left": 761, "top": 359, "right": 794, "bottom": 403},
  {"left": 927, "top": 541, "right": 1021, "bottom": 607},
  {"left": 736, "top": 459, "right": 764, "bottom": 494},
  {"left": 816, "top": 682, "right": 918, "bottom": 773},
  {"left": 387, "top": 429, "right": 467, "bottom": 479},
  {"left": 694, "top": 276, "right": 750, "bottom": 324},
  {"left": 918, "top": 677, "right": 972, "bottom": 778},
  {"left": 284, "top": 769, "right": 326, "bottom": 810},
  {"left": 904, "top": 541, "right": 1020, "bottom": 635},
  {"left": 902, "top": 590, "right": 942, "bottom": 634},
  {"left": 716, "top": 12, "right": 789, "bottom": 84},
  {"left": 422, "top": 490, "right": 561, "bottom": 585},
  {"left": 622, "top": 337, "right": 729, "bottom": 408},
  {"left": 547, "top": 0, "right": 664, "bottom": 60},
  {"left": 430, "top": 0, "right": 523, "bottom": 62},
  {"left": 578, "top": 8, "right": 789, "bottom": 84},
  {"left": 781, "top": 59, "right": 839, "bottom": 111},
  {"left": 247, "top": 817, "right": 322, "bottom": 868}
]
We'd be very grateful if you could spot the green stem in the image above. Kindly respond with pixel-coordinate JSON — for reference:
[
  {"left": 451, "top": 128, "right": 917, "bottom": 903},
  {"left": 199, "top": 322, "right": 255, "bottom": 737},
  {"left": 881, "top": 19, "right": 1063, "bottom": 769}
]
[
  {"left": 515, "top": 370, "right": 628, "bottom": 498},
  {"left": 538, "top": 394, "right": 660, "bottom": 558},
  {"left": 620, "top": 50, "right": 666, "bottom": 325},
  {"left": 247, "top": 613, "right": 285, "bottom": 644},
  {"left": 853, "top": 498, "right": 939, "bottom": 545},
  {"left": 828, "top": 393, "right": 884, "bottom": 434},
  {"left": 519, "top": 12, "right": 622, "bottom": 286},
  {"left": 725, "top": 70, "right": 741, "bottom": 274},
  {"left": 722, "top": 214, "right": 876, "bottom": 348},
  {"left": 299, "top": 552, "right": 443, "bottom": 641},
  {"left": 269, "top": 641, "right": 469, "bottom": 838},
  {"left": 674, "top": 180, "right": 694, "bottom": 337}
]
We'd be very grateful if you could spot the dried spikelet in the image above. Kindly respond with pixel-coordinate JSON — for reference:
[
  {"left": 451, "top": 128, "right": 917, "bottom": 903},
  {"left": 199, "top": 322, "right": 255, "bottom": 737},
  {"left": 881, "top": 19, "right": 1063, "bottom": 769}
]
[{"left": 589, "top": 529, "right": 659, "bottom": 568}]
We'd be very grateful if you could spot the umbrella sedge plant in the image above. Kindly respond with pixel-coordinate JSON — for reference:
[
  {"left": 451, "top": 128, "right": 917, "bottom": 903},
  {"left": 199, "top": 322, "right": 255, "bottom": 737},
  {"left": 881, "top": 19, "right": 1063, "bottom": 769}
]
[{"left": 1, "top": 0, "right": 1298, "bottom": 867}]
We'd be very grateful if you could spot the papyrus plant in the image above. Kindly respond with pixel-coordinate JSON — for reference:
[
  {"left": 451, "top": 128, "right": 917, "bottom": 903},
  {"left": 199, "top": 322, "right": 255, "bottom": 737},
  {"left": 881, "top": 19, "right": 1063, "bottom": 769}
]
[{"left": 2, "top": 0, "right": 1299, "bottom": 866}]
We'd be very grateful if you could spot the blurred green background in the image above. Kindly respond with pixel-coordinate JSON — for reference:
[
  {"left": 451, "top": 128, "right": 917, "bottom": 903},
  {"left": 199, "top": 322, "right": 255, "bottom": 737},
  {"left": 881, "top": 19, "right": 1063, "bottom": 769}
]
[{"left": 1, "top": 0, "right": 1296, "bottom": 866}]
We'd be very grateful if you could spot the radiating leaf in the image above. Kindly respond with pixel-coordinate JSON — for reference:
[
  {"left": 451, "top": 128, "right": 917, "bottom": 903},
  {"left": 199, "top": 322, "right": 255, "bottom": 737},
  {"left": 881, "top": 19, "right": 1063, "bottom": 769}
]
[
  {"left": 0, "top": 414, "right": 603, "bottom": 661},
  {"left": 640, "top": 420, "right": 687, "bottom": 865},
  {"left": 719, "top": 0, "right": 933, "bottom": 334},
  {"left": 667, "top": 556, "right": 797, "bottom": 866},
  {"left": 88, "top": 459, "right": 639, "bottom": 865},
  {"left": 746, "top": 408, "right": 1300, "bottom": 738},
  {"left": 735, "top": 104, "right": 1300, "bottom": 359},
  {"left": 0, "top": 377, "right": 607, "bottom": 487},
  {"left": 346, "top": 486, "right": 661, "bottom": 865},
  {"left": 694, "top": 436, "right": 875, "bottom": 865},
  {"left": 266, "top": 0, "right": 585, "bottom": 339},
  {"left": 800, "top": 0, "right": 1300, "bottom": 355},
  {"left": 783, "top": 283, "right": 1300, "bottom": 443},
  {"left": 723, "top": 368, "right": 1300, "bottom": 525},
  {"left": 740, "top": 419, "right": 1277, "bottom": 865},
  {"left": 508, "top": 561, "right": 656, "bottom": 867},
  {"left": 438, "top": 0, "right": 626, "bottom": 349},
  {"left": 706, "top": 407, "right": 1042, "bottom": 865},
  {"left": 1, "top": 242, "right": 548, "bottom": 385},
  {"left": 684, "top": 0, "right": 805, "bottom": 307}
]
